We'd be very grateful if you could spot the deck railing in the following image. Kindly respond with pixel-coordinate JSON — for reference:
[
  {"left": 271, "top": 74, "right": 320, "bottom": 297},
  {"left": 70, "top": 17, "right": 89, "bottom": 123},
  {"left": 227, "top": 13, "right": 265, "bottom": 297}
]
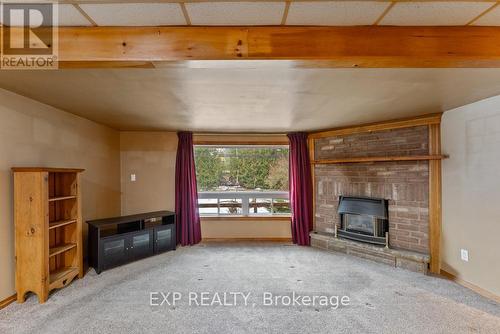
[{"left": 198, "top": 191, "right": 290, "bottom": 216}]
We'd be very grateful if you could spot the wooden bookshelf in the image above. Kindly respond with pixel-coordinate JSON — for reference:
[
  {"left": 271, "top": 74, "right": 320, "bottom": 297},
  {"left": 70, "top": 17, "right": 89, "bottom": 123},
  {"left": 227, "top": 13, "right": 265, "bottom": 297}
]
[{"left": 12, "top": 167, "right": 84, "bottom": 304}]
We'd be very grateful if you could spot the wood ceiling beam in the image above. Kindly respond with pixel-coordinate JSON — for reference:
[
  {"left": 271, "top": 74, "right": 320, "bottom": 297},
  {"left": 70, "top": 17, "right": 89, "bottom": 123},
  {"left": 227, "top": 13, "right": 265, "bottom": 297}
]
[{"left": 51, "top": 26, "right": 500, "bottom": 67}]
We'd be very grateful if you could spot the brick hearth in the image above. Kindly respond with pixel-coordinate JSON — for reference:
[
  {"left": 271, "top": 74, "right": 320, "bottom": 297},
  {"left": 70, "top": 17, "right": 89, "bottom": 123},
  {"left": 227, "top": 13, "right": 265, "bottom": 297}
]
[{"left": 310, "top": 232, "right": 430, "bottom": 274}]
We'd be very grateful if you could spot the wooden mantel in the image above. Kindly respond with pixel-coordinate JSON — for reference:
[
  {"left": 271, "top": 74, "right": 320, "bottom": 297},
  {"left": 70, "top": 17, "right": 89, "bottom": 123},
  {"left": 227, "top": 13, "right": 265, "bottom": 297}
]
[
  {"left": 312, "top": 155, "right": 447, "bottom": 165},
  {"left": 33, "top": 26, "right": 500, "bottom": 68}
]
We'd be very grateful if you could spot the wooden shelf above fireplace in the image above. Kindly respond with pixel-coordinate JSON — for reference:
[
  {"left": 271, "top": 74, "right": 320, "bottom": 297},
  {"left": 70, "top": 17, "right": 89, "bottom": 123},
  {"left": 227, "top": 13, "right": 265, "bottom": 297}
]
[{"left": 312, "top": 154, "right": 447, "bottom": 165}]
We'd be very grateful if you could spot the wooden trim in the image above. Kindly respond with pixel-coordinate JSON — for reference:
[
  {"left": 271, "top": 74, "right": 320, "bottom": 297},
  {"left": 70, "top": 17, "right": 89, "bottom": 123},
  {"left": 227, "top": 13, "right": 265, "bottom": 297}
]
[
  {"left": 29, "top": 26, "right": 500, "bottom": 67},
  {"left": 59, "top": 61, "right": 155, "bottom": 69},
  {"left": 201, "top": 216, "right": 291, "bottom": 222},
  {"left": 194, "top": 140, "right": 288, "bottom": 146},
  {"left": 193, "top": 132, "right": 288, "bottom": 135},
  {"left": 193, "top": 133, "right": 289, "bottom": 146},
  {"left": 440, "top": 270, "right": 500, "bottom": 303},
  {"left": 429, "top": 123, "right": 443, "bottom": 274},
  {"left": 202, "top": 238, "right": 292, "bottom": 242},
  {"left": 0, "top": 294, "right": 16, "bottom": 310},
  {"left": 308, "top": 113, "right": 442, "bottom": 139},
  {"left": 11, "top": 167, "right": 85, "bottom": 173},
  {"left": 312, "top": 155, "right": 447, "bottom": 165}
]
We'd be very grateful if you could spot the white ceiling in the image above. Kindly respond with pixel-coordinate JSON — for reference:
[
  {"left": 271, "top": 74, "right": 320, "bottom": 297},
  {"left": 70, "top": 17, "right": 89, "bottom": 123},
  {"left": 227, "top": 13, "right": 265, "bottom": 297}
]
[
  {"left": 2, "top": 67, "right": 500, "bottom": 132},
  {"left": 474, "top": 3, "right": 500, "bottom": 25},
  {"left": 380, "top": 2, "right": 493, "bottom": 25},
  {"left": 58, "top": 4, "right": 94, "bottom": 26},
  {"left": 286, "top": 1, "right": 390, "bottom": 26},
  {"left": 80, "top": 3, "right": 186, "bottom": 26},
  {"left": 2, "top": 1, "right": 500, "bottom": 27},
  {"left": 186, "top": 2, "right": 286, "bottom": 25}
]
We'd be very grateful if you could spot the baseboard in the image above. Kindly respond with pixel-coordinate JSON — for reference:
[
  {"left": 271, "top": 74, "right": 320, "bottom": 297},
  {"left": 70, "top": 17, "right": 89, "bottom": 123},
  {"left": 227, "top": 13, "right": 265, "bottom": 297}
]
[
  {"left": 440, "top": 269, "right": 500, "bottom": 303},
  {"left": 202, "top": 238, "right": 293, "bottom": 243},
  {"left": 0, "top": 293, "right": 16, "bottom": 310}
]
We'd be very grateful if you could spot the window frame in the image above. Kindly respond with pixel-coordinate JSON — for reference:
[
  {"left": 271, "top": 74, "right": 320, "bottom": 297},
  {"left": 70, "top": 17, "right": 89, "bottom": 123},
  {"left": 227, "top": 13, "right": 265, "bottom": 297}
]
[{"left": 193, "top": 138, "right": 291, "bottom": 219}]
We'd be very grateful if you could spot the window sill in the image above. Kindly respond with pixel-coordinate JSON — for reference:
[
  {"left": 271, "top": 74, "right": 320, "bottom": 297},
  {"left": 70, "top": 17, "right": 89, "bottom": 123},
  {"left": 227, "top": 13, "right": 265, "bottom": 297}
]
[{"left": 200, "top": 215, "right": 291, "bottom": 222}]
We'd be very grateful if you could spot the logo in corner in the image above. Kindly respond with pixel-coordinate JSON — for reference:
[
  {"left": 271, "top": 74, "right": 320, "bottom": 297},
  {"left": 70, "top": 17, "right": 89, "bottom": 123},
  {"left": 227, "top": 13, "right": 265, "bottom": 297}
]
[{"left": 1, "top": 2, "right": 58, "bottom": 69}]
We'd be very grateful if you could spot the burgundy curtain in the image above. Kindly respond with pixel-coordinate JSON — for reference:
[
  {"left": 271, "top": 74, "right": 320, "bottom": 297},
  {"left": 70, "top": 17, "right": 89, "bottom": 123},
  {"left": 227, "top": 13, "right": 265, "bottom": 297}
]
[
  {"left": 287, "top": 133, "right": 313, "bottom": 246},
  {"left": 175, "top": 132, "right": 202, "bottom": 246}
]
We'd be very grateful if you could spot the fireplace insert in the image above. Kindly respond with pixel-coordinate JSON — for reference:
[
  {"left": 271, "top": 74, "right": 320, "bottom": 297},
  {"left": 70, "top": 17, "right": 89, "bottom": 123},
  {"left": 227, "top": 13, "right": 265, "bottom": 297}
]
[{"left": 337, "top": 196, "right": 388, "bottom": 246}]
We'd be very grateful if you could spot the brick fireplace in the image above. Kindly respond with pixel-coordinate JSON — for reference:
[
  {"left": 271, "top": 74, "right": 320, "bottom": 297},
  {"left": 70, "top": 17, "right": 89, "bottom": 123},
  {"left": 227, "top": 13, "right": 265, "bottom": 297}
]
[{"left": 310, "top": 124, "right": 433, "bottom": 273}]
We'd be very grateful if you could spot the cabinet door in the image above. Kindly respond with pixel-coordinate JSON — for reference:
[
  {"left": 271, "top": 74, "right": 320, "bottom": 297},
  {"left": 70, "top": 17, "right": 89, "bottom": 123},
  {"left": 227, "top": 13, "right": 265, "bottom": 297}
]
[
  {"left": 101, "top": 236, "right": 128, "bottom": 270},
  {"left": 129, "top": 230, "right": 153, "bottom": 261},
  {"left": 154, "top": 225, "right": 175, "bottom": 254}
]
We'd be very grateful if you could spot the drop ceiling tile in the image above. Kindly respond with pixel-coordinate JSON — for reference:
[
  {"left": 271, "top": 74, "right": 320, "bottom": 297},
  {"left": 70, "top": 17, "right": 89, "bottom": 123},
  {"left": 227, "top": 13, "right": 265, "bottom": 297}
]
[
  {"left": 472, "top": 4, "right": 500, "bottom": 26},
  {"left": 286, "top": 1, "right": 390, "bottom": 26},
  {"left": 187, "top": 2, "right": 285, "bottom": 25},
  {"left": 0, "top": 4, "right": 91, "bottom": 26},
  {"left": 380, "top": 2, "right": 494, "bottom": 26},
  {"left": 0, "top": 4, "right": 21, "bottom": 26},
  {"left": 58, "top": 4, "right": 93, "bottom": 27},
  {"left": 79, "top": 3, "right": 186, "bottom": 26}
]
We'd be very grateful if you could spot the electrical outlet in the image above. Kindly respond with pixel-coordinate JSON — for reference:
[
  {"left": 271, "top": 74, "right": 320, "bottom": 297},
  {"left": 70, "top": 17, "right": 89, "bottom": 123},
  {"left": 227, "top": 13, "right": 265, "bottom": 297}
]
[
  {"left": 460, "top": 249, "right": 469, "bottom": 262},
  {"left": 130, "top": 174, "right": 136, "bottom": 182}
]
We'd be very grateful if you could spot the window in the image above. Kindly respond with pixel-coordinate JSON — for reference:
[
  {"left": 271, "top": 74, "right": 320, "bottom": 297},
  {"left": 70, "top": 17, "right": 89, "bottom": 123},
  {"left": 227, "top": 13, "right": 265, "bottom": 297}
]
[{"left": 194, "top": 145, "right": 290, "bottom": 216}]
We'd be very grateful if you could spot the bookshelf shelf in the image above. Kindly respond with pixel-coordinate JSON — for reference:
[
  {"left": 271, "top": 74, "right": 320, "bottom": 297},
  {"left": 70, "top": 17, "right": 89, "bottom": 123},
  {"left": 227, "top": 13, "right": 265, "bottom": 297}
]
[
  {"left": 49, "top": 219, "right": 77, "bottom": 230},
  {"left": 49, "top": 243, "right": 77, "bottom": 258}
]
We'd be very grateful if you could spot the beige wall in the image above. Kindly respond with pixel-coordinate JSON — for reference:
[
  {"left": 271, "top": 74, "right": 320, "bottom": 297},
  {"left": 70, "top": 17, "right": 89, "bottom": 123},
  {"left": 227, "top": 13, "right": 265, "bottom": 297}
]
[
  {"left": 0, "top": 88, "right": 121, "bottom": 301},
  {"left": 442, "top": 95, "right": 500, "bottom": 297},
  {"left": 120, "top": 132, "right": 178, "bottom": 215},
  {"left": 201, "top": 219, "right": 291, "bottom": 239}
]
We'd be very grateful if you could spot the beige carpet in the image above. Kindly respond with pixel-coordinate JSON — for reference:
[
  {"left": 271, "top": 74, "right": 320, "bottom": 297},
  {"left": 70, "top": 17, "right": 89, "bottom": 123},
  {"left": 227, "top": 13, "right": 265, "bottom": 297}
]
[{"left": 0, "top": 243, "right": 499, "bottom": 334}]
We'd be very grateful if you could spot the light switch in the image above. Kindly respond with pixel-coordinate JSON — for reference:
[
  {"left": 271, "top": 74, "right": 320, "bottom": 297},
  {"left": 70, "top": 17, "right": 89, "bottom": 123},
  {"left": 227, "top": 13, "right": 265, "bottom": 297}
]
[
  {"left": 460, "top": 249, "right": 469, "bottom": 262},
  {"left": 130, "top": 174, "right": 136, "bottom": 182}
]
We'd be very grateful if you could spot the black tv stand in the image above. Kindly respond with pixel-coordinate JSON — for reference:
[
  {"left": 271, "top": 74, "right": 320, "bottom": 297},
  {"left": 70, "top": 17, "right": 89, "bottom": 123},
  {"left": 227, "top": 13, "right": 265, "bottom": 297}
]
[{"left": 87, "top": 211, "right": 176, "bottom": 274}]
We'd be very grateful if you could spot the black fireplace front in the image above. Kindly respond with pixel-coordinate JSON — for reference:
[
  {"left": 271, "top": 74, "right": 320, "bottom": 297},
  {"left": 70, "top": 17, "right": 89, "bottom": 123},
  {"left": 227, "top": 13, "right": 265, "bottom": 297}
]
[{"left": 337, "top": 196, "right": 388, "bottom": 246}]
